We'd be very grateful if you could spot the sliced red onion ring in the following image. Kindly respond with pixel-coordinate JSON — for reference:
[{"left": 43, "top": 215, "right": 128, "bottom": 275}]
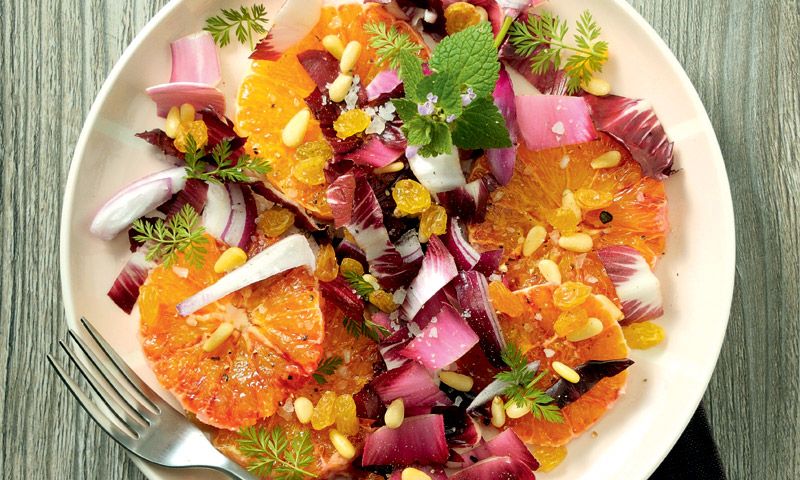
[
  {"left": 145, "top": 82, "right": 226, "bottom": 118},
  {"left": 487, "top": 67, "right": 518, "bottom": 185},
  {"left": 176, "top": 234, "right": 315, "bottom": 316},
  {"left": 90, "top": 167, "right": 187, "bottom": 241},
  {"left": 202, "top": 183, "right": 257, "bottom": 249},
  {"left": 169, "top": 31, "right": 221, "bottom": 86},
  {"left": 250, "top": 0, "right": 323, "bottom": 61}
]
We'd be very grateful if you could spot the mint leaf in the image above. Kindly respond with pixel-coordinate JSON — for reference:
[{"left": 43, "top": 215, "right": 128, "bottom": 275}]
[
  {"left": 452, "top": 97, "right": 512, "bottom": 150},
  {"left": 403, "top": 116, "right": 433, "bottom": 146},
  {"left": 419, "top": 121, "right": 453, "bottom": 157},
  {"left": 418, "top": 72, "right": 462, "bottom": 116},
  {"left": 393, "top": 98, "right": 419, "bottom": 123},
  {"left": 429, "top": 23, "right": 500, "bottom": 98},
  {"left": 398, "top": 51, "right": 424, "bottom": 102}
]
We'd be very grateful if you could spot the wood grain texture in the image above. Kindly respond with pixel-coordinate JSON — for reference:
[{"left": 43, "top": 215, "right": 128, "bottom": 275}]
[{"left": 0, "top": 0, "right": 797, "bottom": 479}]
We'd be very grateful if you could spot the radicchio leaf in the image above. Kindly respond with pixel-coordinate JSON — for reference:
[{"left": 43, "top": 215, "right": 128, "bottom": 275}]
[
  {"left": 597, "top": 245, "right": 664, "bottom": 323},
  {"left": 545, "top": 359, "right": 634, "bottom": 408},
  {"left": 371, "top": 361, "right": 452, "bottom": 415},
  {"left": 135, "top": 129, "right": 185, "bottom": 160},
  {"left": 453, "top": 271, "right": 506, "bottom": 368},
  {"left": 459, "top": 429, "right": 539, "bottom": 471},
  {"left": 297, "top": 49, "right": 341, "bottom": 90},
  {"left": 400, "top": 236, "right": 458, "bottom": 320},
  {"left": 449, "top": 456, "right": 536, "bottom": 480},
  {"left": 319, "top": 276, "right": 366, "bottom": 321},
  {"left": 437, "top": 179, "right": 490, "bottom": 224},
  {"left": 107, "top": 248, "right": 155, "bottom": 314},
  {"left": 487, "top": 67, "right": 519, "bottom": 185},
  {"left": 399, "top": 303, "right": 479, "bottom": 369}
]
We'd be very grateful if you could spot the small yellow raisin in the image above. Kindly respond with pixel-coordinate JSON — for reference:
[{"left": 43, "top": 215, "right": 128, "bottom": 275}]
[
  {"left": 553, "top": 309, "right": 590, "bottom": 337},
  {"left": 340, "top": 257, "right": 365, "bottom": 276},
  {"left": 334, "top": 394, "right": 359, "bottom": 436},
  {"left": 622, "top": 321, "right": 666, "bottom": 349},
  {"left": 575, "top": 188, "right": 614, "bottom": 210},
  {"left": 311, "top": 391, "right": 337, "bottom": 430},
  {"left": 333, "top": 109, "right": 371, "bottom": 139},
  {"left": 553, "top": 281, "right": 592, "bottom": 311},
  {"left": 546, "top": 207, "right": 581, "bottom": 233},
  {"left": 419, "top": 205, "right": 447, "bottom": 243},
  {"left": 531, "top": 445, "right": 568, "bottom": 473},
  {"left": 444, "top": 2, "right": 485, "bottom": 35},
  {"left": 296, "top": 140, "right": 333, "bottom": 162},
  {"left": 392, "top": 179, "right": 432, "bottom": 216},
  {"left": 292, "top": 156, "right": 327, "bottom": 186},
  {"left": 315, "top": 244, "right": 339, "bottom": 282},
  {"left": 257, "top": 207, "right": 295, "bottom": 237},
  {"left": 488, "top": 281, "right": 525, "bottom": 318},
  {"left": 369, "top": 290, "right": 398, "bottom": 313},
  {"left": 173, "top": 120, "right": 209, "bottom": 153}
]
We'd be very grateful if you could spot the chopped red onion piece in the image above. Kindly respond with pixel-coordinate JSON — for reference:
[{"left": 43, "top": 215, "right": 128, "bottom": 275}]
[
  {"left": 169, "top": 31, "right": 221, "bottom": 86},
  {"left": 460, "top": 429, "right": 539, "bottom": 471},
  {"left": 472, "top": 249, "right": 503, "bottom": 277},
  {"left": 345, "top": 137, "right": 405, "bottom": 168},
  {"left": 202, "top": 183, "right": 256, "bottom": 249},
  {"left": 449, "top": 456, "right": 536, "bottom": 480},
  {"left": 486, "top": 68, "right": 519, "bottom": 185},
  {"left": 362, "top": 414, "right": 449, "bottom": 467},
  {"left": 437, "top": 179, "right": 490, "bottom": 223},
  {"left": 399, "top": 303, "right": 479, "bottom": 370},
  {"left": 515, "top": 95, "right": 597, "bottom": 151},
  {"left": 145, "top": 82, "right": 226, "bottom": 118},
  {"left": 366, "top": 69, "right": 402, "bottom": 101},
  {"left": 453, "top": 271, "right": 507, "bottom": 369},
  {"left": 371, "top": 361, "right": 452, "bottom": 415}
]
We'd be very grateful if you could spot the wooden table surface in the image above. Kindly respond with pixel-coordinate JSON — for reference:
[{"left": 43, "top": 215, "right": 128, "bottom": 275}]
[{"left": 1, "top": 0, "right": 798, "bottom": 478}]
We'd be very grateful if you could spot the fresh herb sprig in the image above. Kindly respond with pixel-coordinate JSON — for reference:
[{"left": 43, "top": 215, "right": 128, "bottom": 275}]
[
  {"left": 363, "top": 22, "right": 424, "bottom": 69},
  {"left": 204, "top": 4, "right": 269, "bottom": 50},
  {"left": 495, "top": 343, "right": 564, "bottom": 423},
  {"left": 237, "top": 426, "right": 317, "bottom": 479},
  {"left": 183, "top": 135, "right": 271, "bottom": 184},
  {"left": 132, "top": 204, "right": 208, "bottom": 269},
  {"left": 343, "top": 315, "right": 390, "bottom": 343},
  {"left": 342, "top": 270, "right": 376, "bottom": 298},
  {"left": 509, "top": 10, "right": 609, "bottom": 94},
  {"left": 367, "top": 22, "right": 512, "bottom": 157},
  {"left": 312, "top": 356, "right": 343, "bottom": 385}
]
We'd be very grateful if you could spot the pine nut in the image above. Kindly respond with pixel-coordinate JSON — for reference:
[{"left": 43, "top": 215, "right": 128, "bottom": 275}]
[
  {"left": 566, "top": 317, "right": 604, "bottom": 342},
  {"left": 558, "top": 233, "right": 593, "bottom": 253},
  {"left": 179, "top": 103, "right": 196, "bottom": 124},
  {"left": 553, "top": 361, "right": 581, "bottom": 383},
  {"left": 594, "top": 294, "right": 625, "bottom": 322},
  {"left": 328, "top": 73, "right": 353, "bottom": 103},
  {"left": 562, "top": 189, "right": 582, "bottom": 218},
  {"left": 523, "top": 225, "right": 547, "bottom": 257},
  {"left": 339, "top": 41, "right": 362, "bottom": 74},
  {"left": 591, "top": 151, "right": 622, "bottom": 169},
  {"left": 165, "top": 106, "right": 181, "bottom": 138},
  {"left": 322, "top": 34, "right": 345, "bottom": 59},
  {"left": 537, "top": 259, "right": 562, "bottom": 285},
  {"left": 374, "top": 161, "right": 405, "bottom": 174},
  {"left": 402, "top": 468, "right": 432, "bottom": 480},
  {"left": 384, "top": 398, "right": 405, "bottom": 429},
  {"left": 439, "top": 371, "right": 474, "bottom": 392},
  {"left": 506, "top": 401, "right": 531, "bottom": 419},
  {"left": 293, "top": 396, "right": 314, "bottom": 424},
  {"left": 202, "top": 323, "right": 234, "bottom": 352},
  {"left": 491, "top": 396, "right": 506, "bottom": 427},
  {"left": 214, "top": 247, "right": 248, "bottom": 273},
  {"left": 329, "top": 429, "right": 356, "bottom": 459},
  {"left": 584, "top": 77, "right": 611, "bottom": 96},
  {"left": 281, "top": 109, "right": 311, "bottom": 148}
]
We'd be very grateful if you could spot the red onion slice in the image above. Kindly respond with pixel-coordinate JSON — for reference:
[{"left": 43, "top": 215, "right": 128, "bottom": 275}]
[
  {"left": 145, "top": 82, "right": 226, "bottom": 118},
  {"left": 362, "top": 414, "right": 449, "bottom": 467},
  {"left": 515, "top": 95, "right": 597, "bottom": 151},
  {"left": 406, "top": 146, "right": 467, "bottom": 194},
  {"left": 169, "top": 32, "right": 221, "bottom": 86},
  {"left": 399, "top": 303, "right": 479, "bottom": 369}
]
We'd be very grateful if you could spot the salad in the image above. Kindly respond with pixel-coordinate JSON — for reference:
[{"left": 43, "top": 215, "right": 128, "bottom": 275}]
[{"left": 90, "top": 0, "right": 673, "bottom": 478}]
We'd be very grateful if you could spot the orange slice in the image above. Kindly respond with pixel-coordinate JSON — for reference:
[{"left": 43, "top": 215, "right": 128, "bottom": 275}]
[
  {"left": 236, "top": 4, "right": 428, "bottom": 220},
  {"left": 138, "top": 239, "right": 324, "bottom": 430}
]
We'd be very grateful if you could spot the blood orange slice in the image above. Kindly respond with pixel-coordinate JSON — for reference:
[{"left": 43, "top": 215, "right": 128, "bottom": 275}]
[
  {"left": 138, "top": 239, "right": 324, "bottom": 430},
  {"left": 236, "top": 4, "right": 428, "bottom": 220}
]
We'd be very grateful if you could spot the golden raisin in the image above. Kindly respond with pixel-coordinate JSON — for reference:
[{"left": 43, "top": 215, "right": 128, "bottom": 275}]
[
  {"left": 488, "top": 281, "right": 525, "bottom": 318},
  {"left": 622, "top": 321, "right": 666, "bottom": 349},
  {"left": 315, "top": 244, "right": 339, "bottom": 282},
  {"left": 553, "top": 309, "right": 590, "bottom": 337},
  {"left": 334, "top": 394, "right": 359, "bottom": 436},
  {"left": 333, "top": 109, "right": 371, "bottom": 139},
  {"left": 296, "top": 140, "right": 333, "bottom": 162},
  {"left": 173, "top": 120, "right": 208, "bottom": 153},
  {"left": 340, "top": 257, "right": 365, "bottom": 276},
  {"left": 292, "top": 156, "right": 327, "bottom": 186},
  {"left": 575, "top": 188, "right": 614, "bottom": 210},
  {"left": 369, "top": 290, "right": 398, "bottom": 313},
  {"left": 392, "top": 179, "right": 432, "bottom": 216},
  {"left": 444, "top": 2, "right": 485, "bottom": 35},
  {"left": 546, "top": 207, "right": 581, "bottom": 233},
  {"left": 531, "top": 445, "right": 568, "bottom": 473},
  {"left": 553, "top": 281, "right": 592, "bottom": 311},
  {"left": 419, "top": 205, "right": 447, "bottom": 243},
  {"left": 311, "top": 391, "right": 337, "bottom": 430},
  {"left": 257, "top": 207, "right": 295, "bottom": 237}
]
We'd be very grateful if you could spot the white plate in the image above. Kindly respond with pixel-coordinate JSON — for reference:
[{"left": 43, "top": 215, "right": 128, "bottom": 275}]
[{"left": 60, "top": 0, "right": 735, "bottom": 479}]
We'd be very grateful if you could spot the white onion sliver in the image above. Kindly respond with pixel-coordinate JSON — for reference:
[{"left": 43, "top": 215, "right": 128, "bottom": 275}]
[
  {"left": 90, "top": 167, "right": 187, "bottom": 240},
  {"left": 406, "top": 146, "right": 466, "bottom": 194},
  {"left": 268, "top": 0, "right": 323, "bottom": 53},
  {"left": 202, "top": 182, "right": 231, "bottom": 240},
  {"left": 177, "top": 234, "right": 316, "bottom": 316}
]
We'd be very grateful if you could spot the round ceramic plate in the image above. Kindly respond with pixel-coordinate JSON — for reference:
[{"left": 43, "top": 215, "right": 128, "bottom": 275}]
[{"left": 60, "top": 0, "right": 735, "bottom": 479}]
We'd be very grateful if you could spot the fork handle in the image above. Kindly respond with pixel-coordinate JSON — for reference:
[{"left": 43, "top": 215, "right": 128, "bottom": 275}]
[{"left": 206, "top": 455, "right": 258, "bottom": 480}]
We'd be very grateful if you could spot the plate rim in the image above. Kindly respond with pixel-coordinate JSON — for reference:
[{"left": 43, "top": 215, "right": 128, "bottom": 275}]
[{"left": 59, "top": 1, "right": 736, "bottom": 479}]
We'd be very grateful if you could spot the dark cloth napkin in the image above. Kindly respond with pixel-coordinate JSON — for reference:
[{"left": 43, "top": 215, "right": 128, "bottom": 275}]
[{"left": 649, "top": 405, "right": 726, "bottom": 479}]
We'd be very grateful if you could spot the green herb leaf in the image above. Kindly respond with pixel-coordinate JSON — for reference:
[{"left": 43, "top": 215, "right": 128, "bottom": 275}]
[
  {"left": 312, "top": 356, "right": 343, "bottom": 385},
  {"left": 364, "top": 22, "right": 424, "bottom": 70},
  {"left": 184, "top": 136, "right": 271, "bottom": 184},
  {"left": 238, "top": 426, "right": 317, "bottom": 479},
  {"left": 495, "top": 343, "right": 564, "bottom": 424},
  {"left": 429, "top": 22, "right": 500, "bottom": 98},
  {"left": 343, "top": 270, "right": 376, "bottom": 298},
  {"left": 402, "top": 116, "right": 434, "bottom": 148},
  {"left": 509, "top": 10, "right": 609, "bottom": 94},
  {"left": 452, "top": 97, "right": 512, "bottom": 150},
  {"left": 343, "top": 315, "right": 390, "bottom": 343},
  {"left": 397, "top": 51, "right": 425, "bottom": 102},
  {"left": 204, "top": 4, "right": 269, "bottom": 50},
  {"left": 419, "top": 121, "right": 454, "bottom": 158},
  {"left": 418, "top": 72, "right": 462, "bottom": 115},
  {"left": 392, "top": 98, "right": 420, "bottom": 123},
  {"left": 132, "top": 204, "right": 209, "bottom": 269}
]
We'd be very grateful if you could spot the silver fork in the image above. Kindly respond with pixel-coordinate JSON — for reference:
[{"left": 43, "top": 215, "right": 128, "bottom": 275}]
[{"left": 48, "top": 317, "right": 255, "bottom": 480}]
